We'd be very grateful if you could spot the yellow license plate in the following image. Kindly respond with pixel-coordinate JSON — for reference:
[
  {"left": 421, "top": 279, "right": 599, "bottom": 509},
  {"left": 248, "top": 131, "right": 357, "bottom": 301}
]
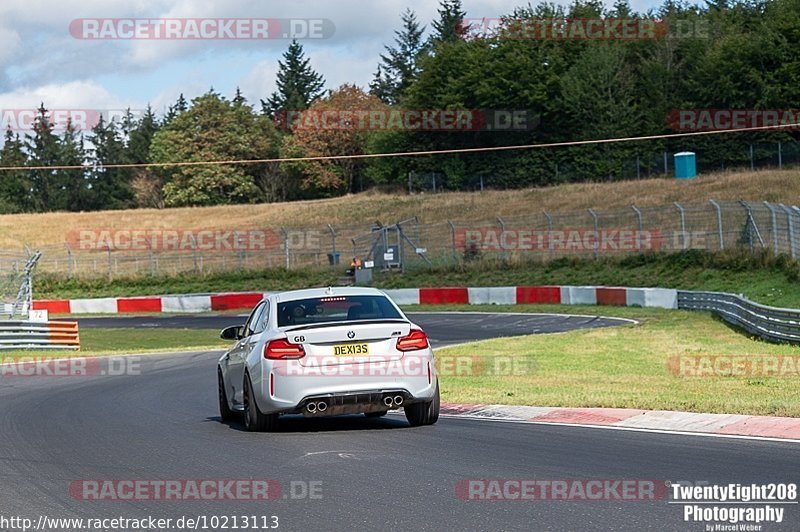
[{"left": 333, "top": 343, "right": 370, "bottom": 356}]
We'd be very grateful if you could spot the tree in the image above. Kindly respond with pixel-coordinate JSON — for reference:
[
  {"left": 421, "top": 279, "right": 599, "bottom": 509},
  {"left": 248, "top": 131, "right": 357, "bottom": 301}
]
[
  {"left": 150, "top": 91, "right": 280, "bottom": 207},
  {"left": 163, "top": 93, "right": 188, "bottom": 125},
  {"left": 59, "top": 119, "right": 90, "bottom": 211},
  {"left": 26, "top": 104, "right": 61, "bottom": 211},
  {"left": 0, "top": 128, "right": 30, "bottom": 212},
  {"left": 281, "top": 85, "right": 388, "bottom": 194},
  {"left": 261, "top": 40, "right": 325, "bottom": 118},
  {"left": 90, "top": 116, "right": 132, "bottom": 210},
  {"left": 369, "top": 9, "right": 428, "bottom": 104},
  {"left": 431, "top": 0, "right": 467, "bottom": 44}
]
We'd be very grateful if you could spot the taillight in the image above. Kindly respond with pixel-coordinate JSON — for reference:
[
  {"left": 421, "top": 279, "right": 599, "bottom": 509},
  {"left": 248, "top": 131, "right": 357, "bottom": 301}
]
[
  {"left": 264, "top": 338, "right": 305, "bottom": 360},
  {"left": 396, "top": 329, "right": 429, "bottom": 351}
]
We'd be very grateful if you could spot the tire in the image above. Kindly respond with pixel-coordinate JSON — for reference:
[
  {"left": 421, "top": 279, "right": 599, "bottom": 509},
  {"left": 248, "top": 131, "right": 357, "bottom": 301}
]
[
  {"left": 365, "top": 410, "right": 388, "bottom": 418},
  {"left": 243, "top": 373, "right": 278, "bottom": 432},
  {"left": 218, "top": 369, "right": 237, "bottom": 422},
  {"left": 405, "top": 382, "right": 440, "bottom": 427}
]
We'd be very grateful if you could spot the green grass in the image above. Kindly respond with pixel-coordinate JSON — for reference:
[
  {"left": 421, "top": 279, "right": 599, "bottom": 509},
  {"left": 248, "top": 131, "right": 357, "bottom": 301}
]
[
  {"left": 34, "top": 250, "right": 800, "bottom": 308},
  {"left": 432, "top": 305, "right": 800, "bottom": 417},
  {"left": 0, "top": 328, "right": 228, "bottom": 359}
]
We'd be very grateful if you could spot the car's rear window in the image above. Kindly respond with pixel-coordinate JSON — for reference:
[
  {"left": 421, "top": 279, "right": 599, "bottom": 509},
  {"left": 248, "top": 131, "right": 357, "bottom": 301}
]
[{"left": 276, "top": 295, "right": 402, "bottom": 327}]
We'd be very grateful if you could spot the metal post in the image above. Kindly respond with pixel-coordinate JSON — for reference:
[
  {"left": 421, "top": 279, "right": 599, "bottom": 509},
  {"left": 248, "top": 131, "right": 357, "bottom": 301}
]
[
  {"left": 749, "top": 144, "right": 754, "bottom": 171},
  {"left": 663, "top": 152, "right": 668, "bottom": 175},
  {"left": 234, "top": 230, "right": 244, "bottom": 272},
  {"left": 447, "top": 220, "right": 458, "bottom": 263},
  {"left": 408, "top": 171, "right": 412, "bottom": 194},
  {"left": 778, "top": 141, "right": 783, "bottom": 169},
  {"left": 281, "top": 227, "right": 290, "bottom": 270},
  {"left": 106, "top": 246, "right": 113, "bottom": 281},
  {"left": 636, "top": 155, "right": 640, "bottom": 179},
  {"left": 327, "top": 224, "right": 337, "bottom": 268},
  {"left": 432, "top": 174, "right": 437, "bottom": 193},
  {"left": 763, "top": 201, "right": 779, "bottom": 254},
  {"left": 543, "top": 210, "right": 553, "bottom": 259},
  {"left": 189, "top": 234, "right": 199, "bottom": 273},
  {"left": 64, "top": 242, "right": 73, "bottom": 278},
  {"left": 709, "top": 200, "right": 724, "bottom": 250},
  {"left": 480, "top": 175, "right": 484, "bottom": 192},
  {"left": 588, "top": 209, "right": 599, "bottom": 259},
  {"left": 674, "top": 202, "right": 687, "bottom": 250},
  {"left": 631, "top": 205, "right": 643, "bottom": 253},
  {"left": 497, "top": 216, "right": 507, "bottom": 260},
  {"left": 780, "top": 204, "right": 797, "bottom": 259}
]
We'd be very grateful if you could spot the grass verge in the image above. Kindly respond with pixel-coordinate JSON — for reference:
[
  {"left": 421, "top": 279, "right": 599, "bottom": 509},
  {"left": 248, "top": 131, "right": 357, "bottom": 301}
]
[{"left": 432, "top": 305, "right": 800, "bottom": 417}]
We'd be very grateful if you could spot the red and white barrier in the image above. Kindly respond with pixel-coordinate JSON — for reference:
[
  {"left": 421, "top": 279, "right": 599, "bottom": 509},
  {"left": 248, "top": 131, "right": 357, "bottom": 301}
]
[{"left": 32, "top": 285, "right": 678, "bottom": 315}]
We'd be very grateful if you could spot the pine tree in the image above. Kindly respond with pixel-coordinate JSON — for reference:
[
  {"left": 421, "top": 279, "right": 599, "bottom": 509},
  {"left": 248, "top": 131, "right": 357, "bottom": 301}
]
[
  {"left": 261, "top": 40, "right": 325, "bottom": 118},
  {"left": 91, "top": 115, "right": 132, "bottom": 210},
  {"left": 0, "top": 128, "right": 30, "bottom": 212},
  {"left": 59, "top": 119, "right": 90, "bottom": 211},
  {"left": 163, "top": 93, "right": 188, "bottom": 125},
  {"left": 26, "top": 104, "right": 61, "bottom": 211},
  {"left": 369, "top": 9, "right": 428, "bottom": 104},
  {"left": 431, "top": 0, "right": 467, "bottom": 44},
  {"left": 127, "top": 105, "right": 159, "bottom": 164}
]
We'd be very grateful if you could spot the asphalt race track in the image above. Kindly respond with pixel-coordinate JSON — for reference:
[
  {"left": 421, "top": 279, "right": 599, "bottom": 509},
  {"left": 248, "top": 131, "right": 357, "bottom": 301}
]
[
  {"left": 74, "top": 311, "right": 635, "bottom": 347},
  {"left": 1, "top": 313, "right": 798, "bottom": 531}
]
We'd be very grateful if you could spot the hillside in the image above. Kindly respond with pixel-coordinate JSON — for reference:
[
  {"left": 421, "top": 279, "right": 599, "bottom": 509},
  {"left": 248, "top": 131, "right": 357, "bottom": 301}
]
[{"left": 1, "top": 168, "right": 798, "bottom": 249}]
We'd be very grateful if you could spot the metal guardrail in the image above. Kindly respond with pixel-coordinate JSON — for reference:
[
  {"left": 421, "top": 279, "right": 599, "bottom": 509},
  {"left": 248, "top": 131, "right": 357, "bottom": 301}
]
[
  {"left": 0, "top": 320, "right": 80, "bottom": 350},
  {"left": 678, "top": 291, "right": 800, "bottom": 344}
]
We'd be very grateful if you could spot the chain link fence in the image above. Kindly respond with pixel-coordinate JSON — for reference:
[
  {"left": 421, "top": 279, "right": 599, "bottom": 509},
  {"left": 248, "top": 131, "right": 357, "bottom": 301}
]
[{"left": 1, "top": 200, "right": 798, "bottom": 280}]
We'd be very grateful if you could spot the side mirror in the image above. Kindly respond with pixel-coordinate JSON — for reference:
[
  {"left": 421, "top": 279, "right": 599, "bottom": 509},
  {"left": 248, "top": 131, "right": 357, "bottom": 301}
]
[{"left": 220, "top": 325, "right": 243, "bottom": 341}]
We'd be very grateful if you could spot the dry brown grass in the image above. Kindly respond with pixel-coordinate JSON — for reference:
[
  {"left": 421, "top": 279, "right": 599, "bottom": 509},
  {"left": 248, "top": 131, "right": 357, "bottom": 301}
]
[{"left": 1, "top": 167, "right": 798, "bottom": 248}]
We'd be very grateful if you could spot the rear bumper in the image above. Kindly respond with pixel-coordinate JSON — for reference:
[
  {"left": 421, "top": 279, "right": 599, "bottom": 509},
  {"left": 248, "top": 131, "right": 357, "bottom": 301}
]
[{"left": 254, "top": 372, "right": 437, "bottom": 415}]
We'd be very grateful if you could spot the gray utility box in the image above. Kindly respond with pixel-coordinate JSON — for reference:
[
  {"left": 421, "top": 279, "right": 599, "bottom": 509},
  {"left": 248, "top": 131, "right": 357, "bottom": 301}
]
[{"left": 354, "top": 268, "right": 373, "bottom": 285}]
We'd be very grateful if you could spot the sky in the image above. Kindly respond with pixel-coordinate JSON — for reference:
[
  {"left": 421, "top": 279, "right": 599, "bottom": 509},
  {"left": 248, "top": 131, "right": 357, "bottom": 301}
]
[{"left": 0, "top": 0, "right": 664, "bottom": 126}]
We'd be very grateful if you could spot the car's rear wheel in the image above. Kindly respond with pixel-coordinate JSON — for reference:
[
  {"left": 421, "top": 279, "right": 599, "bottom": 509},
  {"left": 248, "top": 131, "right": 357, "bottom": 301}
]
[
  {"left": 243, "top": 373, "right": 278, "bottom": 432},
  {"left": 365, "top": 410, "right": 388, "bottom": 418},
  {"left": 405, "top": 382, "right": 440, "bottom": 427},
  {"left": 218, "top": 369, "right": 237, "bottom": 422}
]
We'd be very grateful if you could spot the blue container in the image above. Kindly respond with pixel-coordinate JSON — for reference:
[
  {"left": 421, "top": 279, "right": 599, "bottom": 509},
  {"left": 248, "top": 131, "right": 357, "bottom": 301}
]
[{"left": 674, "top": 151, "right": 697, "bottom": 179}]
